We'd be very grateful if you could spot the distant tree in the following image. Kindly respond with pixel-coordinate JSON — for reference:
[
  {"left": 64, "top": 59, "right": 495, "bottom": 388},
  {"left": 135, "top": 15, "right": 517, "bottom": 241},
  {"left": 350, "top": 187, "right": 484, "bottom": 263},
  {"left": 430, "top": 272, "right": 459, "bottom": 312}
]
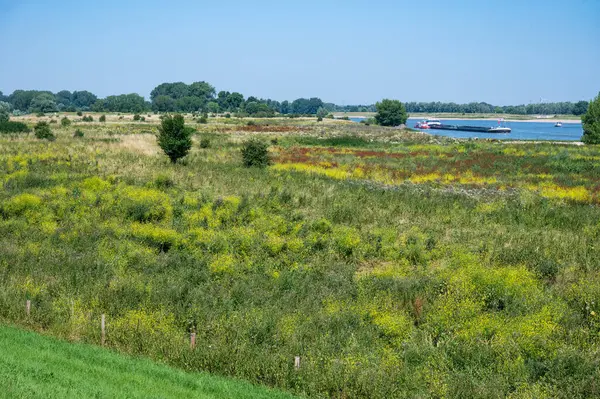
[
  {"left": 227, "top": 92, "right": 244, "bottom": 111},
  {"left": 71, "top": 91, "right": 98, "bottom": 109},
  {"left": 573, "top": 101, "right": 589, "bottom": 116},
  {"left": 9, "top": 90, "right": 49, "bottom": 112},
  {"left": 316, "top": 107, "right": 328, "bottom": 119},
  {"left": 207, "top": 101, "right": 220, "bottom": 114},
  {"left": 152, "top": 95, "right": 176, "bottom": 112},
  {"left": 0, "top": 101, "right": 11, "bottom": 123},
  {"left": 157, "top": 114, "right": 192, "bottom": 163},
  {"left": 30, "top": 93, "right": 58, "bottom": 113},
  {"left": 374, "top": 99, "right": 408, "bottom": 127},
  {"left": 99, "top": 114, "right": 106, "bottom": 122},
  {"left": 55, "top": 90, "right": 72, "bottom": 109},
  {"left": 582, "top": 93, "right": 600, "bottom": 144}
]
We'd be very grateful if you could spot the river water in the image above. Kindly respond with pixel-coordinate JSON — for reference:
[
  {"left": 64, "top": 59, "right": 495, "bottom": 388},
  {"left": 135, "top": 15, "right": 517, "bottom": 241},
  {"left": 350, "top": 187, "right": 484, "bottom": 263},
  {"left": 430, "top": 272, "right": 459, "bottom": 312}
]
[{"left": 350, "top": 117, "right": 584, "bottom": 141}]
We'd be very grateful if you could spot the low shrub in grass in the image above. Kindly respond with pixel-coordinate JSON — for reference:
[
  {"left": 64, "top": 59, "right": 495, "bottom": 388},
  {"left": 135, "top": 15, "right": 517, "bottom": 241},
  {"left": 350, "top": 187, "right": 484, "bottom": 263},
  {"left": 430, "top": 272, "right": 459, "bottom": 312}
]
[
  {"left": 199, "top": 137, "right": 210, "bottom": 148},
  {"left": 60, "top": 117, "right": 71, "bottom": 127},
  {"left": 99, "top": 115, "right": 106, "bottom": 122},
  {"left": 241, "top": 138, "right": 270, "bottom": 168},
  {"left": 73, "top": 129, "right": 84, "bottom": 138},
  {"left": 0, "top": 121, "right": 30, "bottom": 134},
  {"left": 34, "top": 121, "right": 55, "bottom": 141},
  {"left": 76, "top": 111, "right": 83, "bottom": 116},
  {"left": 82, "top": 115, "right": 93, "bottom": 122},
  {"left": 133, "top": 114, "right": 141, "bottom": 121},
  {"left": 197, "top": 116, "right": 208, "bottom": 124}
]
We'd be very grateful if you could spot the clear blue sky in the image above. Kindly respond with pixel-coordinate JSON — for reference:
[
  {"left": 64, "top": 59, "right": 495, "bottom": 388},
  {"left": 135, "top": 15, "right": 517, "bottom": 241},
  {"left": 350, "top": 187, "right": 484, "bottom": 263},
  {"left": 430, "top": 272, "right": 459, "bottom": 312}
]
[{"left": 1, "top": 0, "right": 598, "bottom": 105}]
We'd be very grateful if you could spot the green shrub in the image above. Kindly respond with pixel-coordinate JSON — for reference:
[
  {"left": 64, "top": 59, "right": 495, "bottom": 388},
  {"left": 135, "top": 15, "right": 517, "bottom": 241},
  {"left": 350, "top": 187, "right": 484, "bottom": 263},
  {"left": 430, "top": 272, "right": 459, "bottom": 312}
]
[
  {"left": 36, "top": 112, "right": 45, "bottom": 117},
  {"left": 34, "top": 121, "right": 55, "bottom": 141},
  {"left": 224, "top": 113, "right": 231, "bottom": 118},
  {"left": 156, "top": 114, "right": 192, "bottom": 163},
  {"left": 241, "top": 138, "right": 270, "bottom": 168},
  {"left": 121, "top": 186, "right": 173, "bottom": 222},
  {"left": 76, "top": 111, "right": 83, "bottom": 116},
  {"left": 99, "top": 115, "right": 106, "bottom": 122},
  {"left": 73, "top": 129, "right": 84, "bottom": 138},
  {"left": 82, "top": 115, "right": 93, "bottom": 122},
  {"left": 317, "top": 116, "right": 323, "bottom": 122},
  {"left": 133, "top": 114, "right": 141, "bottom": 121},
  {"left": 197, "top": 116, "right": 208, "bottom": 124},
  {"left": 0, "top": 121, "right": 30, "bottom": 134},
  {"left": 154, "top": 174, "right": 174, "bottom": 189},
  {"left": 60, "top": 117, "right": 71, "bottom": 127}
]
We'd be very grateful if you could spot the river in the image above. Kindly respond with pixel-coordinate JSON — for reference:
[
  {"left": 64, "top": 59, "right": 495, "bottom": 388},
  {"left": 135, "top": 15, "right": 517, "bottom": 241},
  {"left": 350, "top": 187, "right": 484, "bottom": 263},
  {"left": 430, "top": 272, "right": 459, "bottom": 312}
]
[{"left": 350, "top": 117, "right": 584, "bottom": 141}]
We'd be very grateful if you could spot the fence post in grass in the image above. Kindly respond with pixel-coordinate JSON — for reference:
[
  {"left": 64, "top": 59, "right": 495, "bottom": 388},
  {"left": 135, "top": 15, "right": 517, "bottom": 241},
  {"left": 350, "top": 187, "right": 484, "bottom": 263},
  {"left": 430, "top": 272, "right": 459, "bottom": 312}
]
[
  {"left": 294, "top": 356, "right": 301, "bottom": 370},
  {"left": 26, "top": 299, "right": 31, "bottom": 317},
  {"left": 101, "top": 314, "right": 106, "bottom": 346},
  {"left": 190, "top": 332, "right": 196, "bottom": 350}
]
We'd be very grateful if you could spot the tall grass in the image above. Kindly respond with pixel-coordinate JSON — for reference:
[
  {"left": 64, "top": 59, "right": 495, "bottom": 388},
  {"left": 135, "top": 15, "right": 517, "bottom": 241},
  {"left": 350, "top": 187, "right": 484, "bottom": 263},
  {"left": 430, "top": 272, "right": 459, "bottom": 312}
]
[{"left": 0, "top": 120, "right": 599, "bottom": 398}]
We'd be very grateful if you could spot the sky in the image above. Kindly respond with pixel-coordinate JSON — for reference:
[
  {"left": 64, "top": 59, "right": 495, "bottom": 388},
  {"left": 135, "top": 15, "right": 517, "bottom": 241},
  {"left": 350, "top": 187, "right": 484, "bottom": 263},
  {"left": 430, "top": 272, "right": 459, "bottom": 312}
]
[{"left": 0, "top": 0, "right": 598, "bottom": 105}]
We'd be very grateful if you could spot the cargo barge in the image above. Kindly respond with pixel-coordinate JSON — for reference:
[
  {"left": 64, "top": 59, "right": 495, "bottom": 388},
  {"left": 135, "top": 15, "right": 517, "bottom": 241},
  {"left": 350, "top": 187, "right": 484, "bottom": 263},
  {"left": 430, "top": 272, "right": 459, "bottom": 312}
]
[{"left": 429, "top": 124, "right": 511, "bottom": 134}]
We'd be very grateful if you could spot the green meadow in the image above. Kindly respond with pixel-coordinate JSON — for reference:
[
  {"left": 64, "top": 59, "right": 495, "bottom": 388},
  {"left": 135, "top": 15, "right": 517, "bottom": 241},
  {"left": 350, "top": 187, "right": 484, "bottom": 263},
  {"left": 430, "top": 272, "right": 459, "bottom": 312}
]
[{"left": 1, "top": 115, "right": 599, "bottom": 398}]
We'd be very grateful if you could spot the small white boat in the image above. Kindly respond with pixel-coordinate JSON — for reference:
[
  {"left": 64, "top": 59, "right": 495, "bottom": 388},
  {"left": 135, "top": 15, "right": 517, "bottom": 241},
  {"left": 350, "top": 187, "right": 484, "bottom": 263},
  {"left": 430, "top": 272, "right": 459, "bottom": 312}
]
[
  {"left": 555, "top": 122, "right": 562, "bottom": 127},
  {"left": 425, "top": 119, "right": 441, "bottom": 127}
]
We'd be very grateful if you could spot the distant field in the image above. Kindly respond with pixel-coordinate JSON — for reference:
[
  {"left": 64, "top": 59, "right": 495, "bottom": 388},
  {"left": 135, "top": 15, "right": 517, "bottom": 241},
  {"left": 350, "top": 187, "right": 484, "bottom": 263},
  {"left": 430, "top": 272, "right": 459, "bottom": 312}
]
[{"left": 0, "top": 325, "right": 296, "bottom": 399}]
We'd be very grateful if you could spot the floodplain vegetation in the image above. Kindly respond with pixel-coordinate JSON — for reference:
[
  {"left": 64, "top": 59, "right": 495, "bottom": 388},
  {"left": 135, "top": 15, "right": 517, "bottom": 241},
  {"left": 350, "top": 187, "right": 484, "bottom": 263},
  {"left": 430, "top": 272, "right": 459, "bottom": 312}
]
[{"left": 1, "top": 115, "right": 600, "bottom": 398}]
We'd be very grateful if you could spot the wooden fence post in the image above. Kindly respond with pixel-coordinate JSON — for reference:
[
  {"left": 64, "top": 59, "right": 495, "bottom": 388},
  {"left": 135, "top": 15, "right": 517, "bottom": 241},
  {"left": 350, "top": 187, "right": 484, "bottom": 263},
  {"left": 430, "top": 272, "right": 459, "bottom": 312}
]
[
  {"left": 294, "top": 356, "right": 301, "bottom": 370},
  {"left": 190, "top": 332, "right": 196, "bottom": 350},
  {"left": 101, "top": 314, "right": 106, "bottom": 346},
  {"left": 26, "top": 300, "right": 31, "bottom": 317}
]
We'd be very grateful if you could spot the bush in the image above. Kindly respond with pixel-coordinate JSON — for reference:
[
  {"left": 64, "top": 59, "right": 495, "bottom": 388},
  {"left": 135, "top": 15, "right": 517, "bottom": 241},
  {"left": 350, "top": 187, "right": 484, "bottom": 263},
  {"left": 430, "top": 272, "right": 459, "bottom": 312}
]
[
  {"left": 582, "top": 92, "right": 600, "bottom": 144},
  {"left": 317, "top": 116, "right": 323, "bottom": 122},
  {"left": 99, "top": 115, "right": 106, "bottom": 122},
  {"left": 36, "top": 112, "right": 45, "bottom": 117},
  {"left": 241, "top": 138, "right": 270, "bottom": 168},
  {"left": 73, "top": 129, "right": 84, "bottom": 138},
  {"left": 34, "top": 121, "right": 55, "bottom": 141},
  {"left": 199, "top": 137, "right": 210, "bottom": 148},
  {"left": 224, "top": 113, "right": 231, "bottom": 118},
  {"left": 82, "top": 115, "right": 93, "bottom": 122},
  {"left": 133, "top": 114, "right": 141, "bottom": 121},
  {"left": 76, "top": 111, "right": 83, "bottom": 116},
  {"left": 0, "top": 121, "right": 30, "bottom": 134},
  {"left": 375, "top": 99, "right": 408, "bottom": 127},
  {"left": 60, "top": 117, "right": 71, "bottom": 127},
  {"left": 157, "top": 114, "right": 192, "bottom": 163},
  {"left": 140, "top": 116, "right": 145, "bottom": 122},
  {"left": 197, "top": 116, "right": 208, "bottom": 124}
]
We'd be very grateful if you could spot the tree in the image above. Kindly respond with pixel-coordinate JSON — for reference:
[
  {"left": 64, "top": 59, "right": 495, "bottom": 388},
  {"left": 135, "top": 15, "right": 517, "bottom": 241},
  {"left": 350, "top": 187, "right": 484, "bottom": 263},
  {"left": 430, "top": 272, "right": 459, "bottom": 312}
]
[
  {"left": 71, "top": 91, "right": 98, "bottom": 109},
  {"left": 30, "top": 93, "right": 58, "bottom": 113},
  {"left": 152, "top": 95, "right": 176, "bottom": 113},
  {"left": 374, "top": 99, "right": 408, "bottom": 127},
  {"left": 316, "top": 107, "right": 328, "bottom": 119},
  {"left": 0, "top": 101, "right": 11, "bottom": 123},
  {"left": 157, "top": 114, "right": 192, "bottom": 163},
  {"left": 582, "top": 93, "right": 600, "bottom": 144},
  {"left": 207, "top": 101, "right": 220, "bottom": 114},
  {"left": 55, "top": 90, "right": 72, "bottom": 109},
  {"left": 573, "top": 101, "right": 589, "bottom": 116}
]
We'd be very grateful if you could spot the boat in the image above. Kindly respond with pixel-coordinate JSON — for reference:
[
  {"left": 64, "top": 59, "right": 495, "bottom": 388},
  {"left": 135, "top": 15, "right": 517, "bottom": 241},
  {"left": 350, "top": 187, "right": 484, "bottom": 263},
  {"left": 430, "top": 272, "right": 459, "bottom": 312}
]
[
  {"left": 414, "top": 120, "right": 430, "bottom": 129},
  {"left": 425, "top": 119, "right": 441, "bottom": 127},
  {"left": 555, "top": 121, "right": 562, "bottom": 127},
  {"left": 430, "top": 124, "right": 511, "bottom": 133}
]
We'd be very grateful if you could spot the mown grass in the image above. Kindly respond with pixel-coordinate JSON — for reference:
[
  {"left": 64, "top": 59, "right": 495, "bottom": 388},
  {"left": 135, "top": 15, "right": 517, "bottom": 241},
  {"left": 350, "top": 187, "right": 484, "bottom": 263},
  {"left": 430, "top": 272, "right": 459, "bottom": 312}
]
[
  {"left": 1, "top": 119, "right": 600, "bottom": 398},
  {"left": 0, "top": 324, "right": 296, "bottom": 399}
]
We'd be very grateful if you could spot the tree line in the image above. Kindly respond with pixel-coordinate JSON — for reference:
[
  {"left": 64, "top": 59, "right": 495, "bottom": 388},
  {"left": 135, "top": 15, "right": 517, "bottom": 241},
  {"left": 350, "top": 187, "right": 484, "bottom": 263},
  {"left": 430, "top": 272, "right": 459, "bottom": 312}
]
[{"left": 0, "top": 84, "right": 590, "bottom": 116}]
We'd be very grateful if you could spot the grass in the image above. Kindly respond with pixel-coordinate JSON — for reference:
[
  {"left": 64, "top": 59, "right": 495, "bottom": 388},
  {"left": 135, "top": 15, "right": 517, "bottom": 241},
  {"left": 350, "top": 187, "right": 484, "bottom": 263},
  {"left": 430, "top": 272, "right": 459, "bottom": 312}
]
[
  {"left": 1, "top": 117, "right": 600, "bottom": 398},
  {"left": 0, "top": 324, "right": 296, "bottom": 399}
]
